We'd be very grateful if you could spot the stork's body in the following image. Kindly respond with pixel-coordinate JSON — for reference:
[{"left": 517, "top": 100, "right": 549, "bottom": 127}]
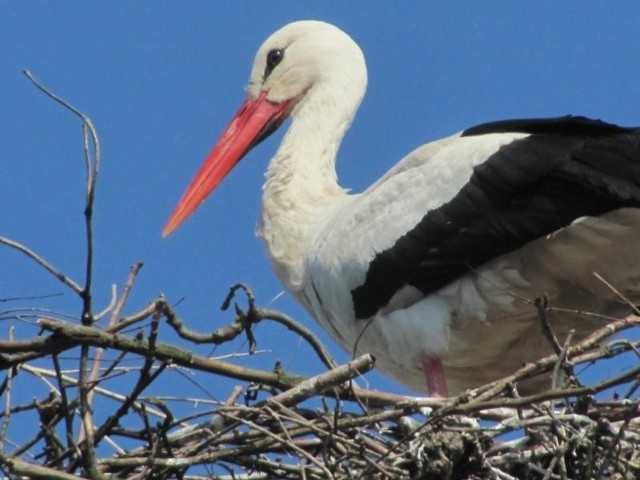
[{"left": 165, "top": 21, "right": 640, "bottom": 396}]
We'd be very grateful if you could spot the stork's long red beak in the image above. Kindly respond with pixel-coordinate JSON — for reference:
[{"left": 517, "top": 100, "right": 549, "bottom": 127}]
[{"left": 163, "top": 92, "right": 291, "bottom": 237}]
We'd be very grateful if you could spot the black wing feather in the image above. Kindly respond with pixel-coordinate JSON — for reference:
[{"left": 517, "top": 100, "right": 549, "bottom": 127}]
[{"left": 352, "top": 117, "right": 640, "bottom": 319}]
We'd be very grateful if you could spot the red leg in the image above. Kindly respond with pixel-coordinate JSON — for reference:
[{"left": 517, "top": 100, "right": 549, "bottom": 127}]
[{"left": 422, "top": 356, "right": 448, "bottom": 398}]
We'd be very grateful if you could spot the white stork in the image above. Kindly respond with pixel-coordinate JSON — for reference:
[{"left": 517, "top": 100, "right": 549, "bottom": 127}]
[{"left": 164, "top": 20, "right": 640, "bottom": 397}]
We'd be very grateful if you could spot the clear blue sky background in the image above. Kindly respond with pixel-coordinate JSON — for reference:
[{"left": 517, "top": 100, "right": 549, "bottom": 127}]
[{"left": 2, "top": 2, "right": 639, "bottom": 415}]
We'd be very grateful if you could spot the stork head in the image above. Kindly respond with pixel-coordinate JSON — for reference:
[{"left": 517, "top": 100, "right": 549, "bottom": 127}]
[{"left": 163, "top": 20, "right": 367, "bottom": 237}]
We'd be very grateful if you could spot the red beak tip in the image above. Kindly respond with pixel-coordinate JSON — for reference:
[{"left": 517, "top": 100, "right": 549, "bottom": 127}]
[{"left": 162, "top": 221, "right": 177, "bottom": 238}]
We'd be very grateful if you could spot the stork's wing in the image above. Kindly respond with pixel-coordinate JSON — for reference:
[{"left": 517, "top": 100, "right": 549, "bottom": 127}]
[{"left": 313, "top": 116, "right": 640, "bottom": 319}]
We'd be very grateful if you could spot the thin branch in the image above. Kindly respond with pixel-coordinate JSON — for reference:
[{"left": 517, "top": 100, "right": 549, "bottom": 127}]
[
  {"left": 0, "top": 451, "right": 87, "bottom": 480},
  {"left": 94, "top": 285, "right": 117, "bottom": 321},
  {"left": 264, "top": 354, "right": 375, "bottom": 409},
  {"left": 551, "top": 329, "right": 575, "bottom": 390},
  {"left": 78, "top": 344, "right": 100, "bottom": 477},
  {"left": 0, "top": 236, "right": 82, "bottom": 295},
  {"left": 37, "top": 317, "right": 306, "bottom": 388},
  {"left": 256, "top": 308, "right": 338, "bottom": 371},
  {"left": 0, "top": 293, "right": 63, "bottom": 303},
  {"left": 593, "top": 271, "right": 640, "bottom": 316},
  {"left": 23, "top": 69, "right": 101, "bottom": 327},
  {"left": 51, "top": 354, "right": 76, "bottom": 455},
  {"left": 87, "top": 262, "right": 144, "bottom": 407},
  {"left": 0, "top": 328, "right": 15, "bottom": 449},
  {"left": 535, "top": 296, "right": 562, "bottom": 355}
]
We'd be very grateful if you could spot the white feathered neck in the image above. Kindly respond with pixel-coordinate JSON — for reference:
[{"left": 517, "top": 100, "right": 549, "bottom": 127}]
[{"left": 255, "top": 22, "right": 368, "bottom": 290}]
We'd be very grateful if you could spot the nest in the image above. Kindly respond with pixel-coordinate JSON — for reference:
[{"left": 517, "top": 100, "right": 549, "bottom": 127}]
[{"left": 2, "top": 286, "right": 638, "bottom": 480}]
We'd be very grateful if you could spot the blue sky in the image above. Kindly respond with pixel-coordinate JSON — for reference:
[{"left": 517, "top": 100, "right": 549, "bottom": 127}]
[{"left": 2, "top": 2, "right": 639, "bottom": 414}]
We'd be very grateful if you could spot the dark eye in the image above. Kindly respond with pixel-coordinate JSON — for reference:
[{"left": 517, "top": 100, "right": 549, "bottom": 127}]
[{"left": 264, "top": 48, "right": 285, "bottom": 78}]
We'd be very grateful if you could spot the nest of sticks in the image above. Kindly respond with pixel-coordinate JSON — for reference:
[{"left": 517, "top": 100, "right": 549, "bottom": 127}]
[{"left": 1, "top": 283, "right": 639, "bottom": 480}]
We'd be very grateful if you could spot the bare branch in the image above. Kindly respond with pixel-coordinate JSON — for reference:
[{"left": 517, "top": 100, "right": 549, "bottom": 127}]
[
  {"left": 23, "top": 69, "right": 101, "bottom": 326},
  {"left": 0, "top": 236, "right": 82, "bottom": 295}
]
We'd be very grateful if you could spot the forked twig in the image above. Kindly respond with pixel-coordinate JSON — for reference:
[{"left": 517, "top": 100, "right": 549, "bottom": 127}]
[{"left": 23, "top": 69, "right": 100, "bottom": 326}]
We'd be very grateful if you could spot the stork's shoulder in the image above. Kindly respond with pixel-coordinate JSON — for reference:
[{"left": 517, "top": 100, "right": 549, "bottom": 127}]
[
  {"left": 366, "top": 129, "right": 529, "bottom": 190},
  {"left": 369, "top": 115, "right": 636, "bottom": 187},
  {"left": 306, "top": 128, "right": 533, "bottom": 268},
  {"left": 365, "top": 115, "right": 640, "bottom": 223},
  {"left": 304, "top": 130, "right": 528, "bottom": 293}
]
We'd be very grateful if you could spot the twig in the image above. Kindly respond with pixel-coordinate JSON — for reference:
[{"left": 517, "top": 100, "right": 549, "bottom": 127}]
[
  {"left": 257, "top": 308, "right": 338, "bottom": 370},
  {"left": 78, "top": 344, "right": 100, "bottom": 477},
  {"left": 264, "top": 354, "right": 375, "bottom": 409},
  {"left": 0, "top": 451, "right": 86, "bottom": 480},
  {"left": 0, "top": 293, "right": 63, "bottom": 303},
  {"left": 22, "top": 69, "right": 101, "bottom": 327},
  {"left": 94, "top": 285, "right": 117, "bottom": 321},
  {"left": 551, "top": 329, "right": 575, "bottom": 390},
  {"left": 109, "top": 300, "right": 158, "bottom": 333},
  {"left": 0, "top": 328, "right": 15, "bottom": 449},
  {"left": 51, "top": 354, "right": 75, "bottom": 455},
  {"left": 110, "top": 263, "right": 144, "bottom": 327},
  {"left": 223, "top": 284, "right": 338, "bottom": 370},
  {"left": 87, "top": 263, "right": 145, "bottom": 410},
  {"left": 0, "top": 236, "right": 82, "bottom": 295},
  {"left": 535, "top": 296, "right": 562, "bottom": 355},
  {"left": 593, "top": 271, "right": 640, "bottom": 316}
]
